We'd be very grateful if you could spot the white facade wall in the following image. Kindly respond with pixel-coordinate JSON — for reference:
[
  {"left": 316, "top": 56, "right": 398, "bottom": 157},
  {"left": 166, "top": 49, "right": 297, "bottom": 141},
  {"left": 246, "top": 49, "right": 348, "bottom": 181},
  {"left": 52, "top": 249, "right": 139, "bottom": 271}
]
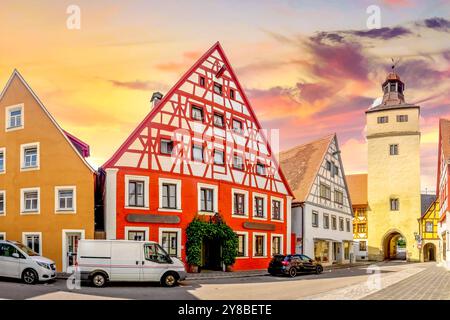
[{"left": 353, "top": 240, "right": 368, "bottom": 261}]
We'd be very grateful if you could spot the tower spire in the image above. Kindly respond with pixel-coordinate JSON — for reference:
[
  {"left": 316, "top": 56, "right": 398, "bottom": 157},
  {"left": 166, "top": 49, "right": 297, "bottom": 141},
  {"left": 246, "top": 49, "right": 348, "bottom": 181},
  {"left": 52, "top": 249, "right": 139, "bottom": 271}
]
[{"left": 381, "top": 60, "right": 405, "bottom": 106}]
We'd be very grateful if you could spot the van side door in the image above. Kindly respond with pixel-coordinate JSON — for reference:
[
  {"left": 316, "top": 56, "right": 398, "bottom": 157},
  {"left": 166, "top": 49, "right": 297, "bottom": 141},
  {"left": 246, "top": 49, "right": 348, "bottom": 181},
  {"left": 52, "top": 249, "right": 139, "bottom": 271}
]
[
  {"left": 0, "top": 243, "right": 21, "bottom": 278},
  {"left": 110, "top": 242, "right": 142, "bottom": 281},
  {"left": 141, "top": 243, "right": 171, "bottom": 282}
]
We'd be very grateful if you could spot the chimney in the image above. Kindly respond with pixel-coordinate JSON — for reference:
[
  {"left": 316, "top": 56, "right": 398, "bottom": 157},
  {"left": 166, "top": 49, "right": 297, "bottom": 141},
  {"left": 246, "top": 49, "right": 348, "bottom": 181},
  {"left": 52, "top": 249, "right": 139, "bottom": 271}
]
[{"left": 150, "top": 92, "right": 164, "bottom": 109}]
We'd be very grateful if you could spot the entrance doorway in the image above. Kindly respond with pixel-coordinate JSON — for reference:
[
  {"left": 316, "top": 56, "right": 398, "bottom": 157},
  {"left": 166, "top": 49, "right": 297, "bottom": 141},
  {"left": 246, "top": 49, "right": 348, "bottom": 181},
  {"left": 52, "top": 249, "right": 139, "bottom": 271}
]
[
  {"left": 62, "top": 230, "right": 85, "bottom": 272},
  {"left": 332, "top": 242, "right": 341, "bottom": 264},
  {"left": 202, "top": 238, "right": 222, "bottom": 271},
  {"left": 383, "top": 231, "right": 406, "bottom": 260},
  {"left": 423, "top": 243, "right": 436, "bottom": 262}
]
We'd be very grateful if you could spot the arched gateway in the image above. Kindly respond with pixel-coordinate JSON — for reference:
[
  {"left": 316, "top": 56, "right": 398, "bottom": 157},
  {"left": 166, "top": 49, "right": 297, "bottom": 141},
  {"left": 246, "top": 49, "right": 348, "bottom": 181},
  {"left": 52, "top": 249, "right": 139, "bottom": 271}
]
[{"left": 382, "top": 230, "right": 407, "bottom": 260}]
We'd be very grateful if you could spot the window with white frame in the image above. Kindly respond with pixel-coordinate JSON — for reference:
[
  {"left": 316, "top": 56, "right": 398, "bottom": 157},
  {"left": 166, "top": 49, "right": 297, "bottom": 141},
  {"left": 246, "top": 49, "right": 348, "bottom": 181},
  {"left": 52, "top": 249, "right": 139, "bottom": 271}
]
[
  {"left": 0, "top": 148, "right": 5, "bottom": 173},
  {"left": 160, "top": 139, "right": 174, "bottom": 155},
  {"left": 236, "top": 232, "right": 248, "bottom": 257},
  {"left": 197, "top": 183, "right": 218, "bottom": 214},
  {"left": 21, "top": 188, "right": 39, "bottom": 214},
  {"left": 271, "top": 235, "right": 283, "bottom": 256},
  {"left": 125, "top": 175, "right": 149, "bottom": 209},
  {"left": 158, "top": 178, "right": 181, "bottom": 211},
  {"left": 55, "top": 187, "right": 76, "bottom": 212},
  {"left": 254, "top": 195, "right": 266, "bottom": 218},
  {"left": 125, "top": 227, "right": 149, "bottom": 241},
  {"left": 312, "top": 211, "right": 319, "bottom": 227},
  {"left": 232, "top": 189, "right": 248, "bottom": 217},
  {"left": 0, "top": 191, "right": 5, "bottom": 215},
  {"left": 253, "top": 233, "right": 267, "bottom": 257},
  {"left": 21, "top": 143, "right": 39, "bottom": 170},
  {"left": 23, "top": 233, "right": 41, "bottom": 255},
  {"left": 233, "top": 154, "right": 244, "bottom": 170},
  {"left": 271, "top": 199, "right": 282, "bottom": 220},
  {"left": 6, "top": 104, "right": 24, "bottom": 131},
  {"left": 159, "top": 228, "right": 181, "bottom": 258},
  {"left": 214, "top": 149, "right": 224, "bottom": 165},
  {"left": 192, "top": 144, "right": 204, "bottom": 162}
]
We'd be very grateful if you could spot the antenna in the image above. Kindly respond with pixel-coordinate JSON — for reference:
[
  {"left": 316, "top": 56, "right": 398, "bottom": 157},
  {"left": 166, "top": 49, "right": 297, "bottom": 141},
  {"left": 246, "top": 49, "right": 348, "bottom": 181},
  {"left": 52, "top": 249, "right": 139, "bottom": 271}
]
[{"left": 391, "top": 58, "right": 400, "bottom": 71}]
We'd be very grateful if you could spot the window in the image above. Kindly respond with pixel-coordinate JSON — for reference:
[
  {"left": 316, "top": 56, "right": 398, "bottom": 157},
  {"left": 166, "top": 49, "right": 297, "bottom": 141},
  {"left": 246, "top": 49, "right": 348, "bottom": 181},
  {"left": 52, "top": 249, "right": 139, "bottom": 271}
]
[
  {"left": 357, "top": 209, "right": 366, "bottom": 218},
  {"left": 344, "top": 242, "right": 350, "bottom": 260},
  {"left": 56, "top": 187, "right": 75, "bottom": 212},
  {"left": 332, "top": 164, "right": 339, "bottom": 177},
  {"left": 331, "top": 215, "right": 337, "bottom": 230},
  {"left": 6, "top": 105, "right": 23, "bottom": 130},
  {"left": 390, "top": 83, "right": 396, "bottom": 92},
  {"left": 334, "top": 190, "right": 344, "bottom": 205},
  {"left": 312, "top": 211, "right": 319, "bottom": 227},
  {"left": 232, "top": 119, "right": 243, "bottom": 134},
  {"left": 346, "top": 219, "right": 351, "bottom": 232},
  {"left": 199, "top": 76, "right": 206, "bottom": 87},
  {"left": 234, "top": 193, "right": 245, "bottom": 216},
  {"left": 24, "top": 233, "right": 41, "bottom": 255},
  {"left": 320, "top": 183, "right": 331, "bottom": 200},
  {"left": 254, "top": 196, "right": 265, "bottom": 218},
  {"left": 191, "top": 106, "right": 204, "bottom": 121},
  {"left": 339, "top": 217, "right": 344, "bottom": 231},
  {"left": 214, "top": 149, "right": 225, "bottom": 165},
  {"left": 192, "top": 144, "right": 204, "bottom": 162},
  {"left": 357, "top": 223, "right": 367, "bottom": 233},
  {"left": 128, "top": 231, "right": 145, "bottom": 241},
  {"left": 272, "top": 200, "right": 281, "bottom": 220},
  {"left": 160, "top": 139, "right": 174, "bottom": 155},
  {"left": 237, "top": 234, "right": 246, "bottom": 257},
  {"left": 22, "top": 189, "right": 39, "bottom": 213},
  {"left": 425, "top": 221, "right": 433, "bottom": 233},
  {"left": 200, "top": 188, "right": 214, "bottom": 212},
  {"left": 0, "top": 191, "right": 4, "bottom": 215},
  {"left": 0, "top": 233, "right": 4, "bottom": 241},
  {"left": 213, "top": 82, "right": 222, "bottom": 95},
  {"left": 272, "top": 236, "right": 282, "bottom": 256},
  {"left": 128, "top": 181, "right": 144, "bottom": 207},
  {"left": 254, "top": 234, "right": 266, "bottom": 257},
  {"left": 144, "top": 243, "right": 171, "bottom": 263},
  {"left": 161, "top": 231, "right": 178, "bottom": 257},
  {"left": 233, "top": 154, "right": 244, "bottom": 170},
  {"left": 323, "top": 214, "right": 329, "bottom": 229},
  {"left": 213, "top": 113, "right": 224, "bottom": 128},
  {"left": 390, "top": 198, "right": 400, "bottom": 211},
  {"left": 326, "top": 160, "right": 331, "bottom": 171},
  {"left": 21, "top": 143, "right": 39, "bottom": 170},
  {"left": 0, "top": 243, "right": 22, "bottom": 258},
  {"left": 359, "top": 241, "right": 367, "bottom": 251},
  {"left": 377, "top": 116, "right": 389, "bottom": 124},
  {"left": 162, "top": 184, "right": 177, "bottom": 209},
  {"left": 0, "top": 148, "right": 4, "bottom": 172},
  {"left": 389, "top": 144, "right": 399, "bottom": 155},
  {"left": 397, "top": 115, "right": 408, "bottom": 122},
  {"left": 256, "top": 162, "right": 266, "bottom": 175},
  {"left": 229, "top": 88, "right": 235, "bottom": 100}
]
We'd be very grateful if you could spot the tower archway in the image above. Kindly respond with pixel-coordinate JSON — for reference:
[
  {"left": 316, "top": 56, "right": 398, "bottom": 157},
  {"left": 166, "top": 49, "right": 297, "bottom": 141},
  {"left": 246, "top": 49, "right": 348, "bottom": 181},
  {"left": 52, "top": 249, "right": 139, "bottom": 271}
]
[
  {"left": 382, "top": 230, "right": 406, "bottom": 260},
  {"left": 423, "top": 243, "right": 436, "bottom": 262}
]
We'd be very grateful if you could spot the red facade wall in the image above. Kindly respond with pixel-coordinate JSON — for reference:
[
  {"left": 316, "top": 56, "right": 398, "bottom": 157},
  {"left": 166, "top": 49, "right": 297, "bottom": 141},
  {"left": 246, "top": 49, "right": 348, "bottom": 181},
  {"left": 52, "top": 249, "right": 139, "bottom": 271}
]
[{"left": 114, "top": 169, "right": 288, "bottom": 270}]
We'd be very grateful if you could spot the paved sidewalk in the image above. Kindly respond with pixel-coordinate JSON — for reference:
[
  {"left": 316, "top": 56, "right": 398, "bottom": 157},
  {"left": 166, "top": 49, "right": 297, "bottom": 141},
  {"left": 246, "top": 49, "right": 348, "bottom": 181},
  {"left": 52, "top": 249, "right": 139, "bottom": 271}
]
[{"left": 363, "top": 264, "right": 450, "bottom": 300}]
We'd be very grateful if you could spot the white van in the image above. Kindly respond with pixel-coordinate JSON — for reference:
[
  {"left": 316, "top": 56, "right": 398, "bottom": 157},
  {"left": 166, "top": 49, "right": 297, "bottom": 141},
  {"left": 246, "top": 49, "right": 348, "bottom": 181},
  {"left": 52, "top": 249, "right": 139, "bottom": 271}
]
[
  {"left": 0, "top": 240, "right": 56, "bottom": 284},
  {"left": 77, "top": 240, "right": 187, "bottom": 287}
]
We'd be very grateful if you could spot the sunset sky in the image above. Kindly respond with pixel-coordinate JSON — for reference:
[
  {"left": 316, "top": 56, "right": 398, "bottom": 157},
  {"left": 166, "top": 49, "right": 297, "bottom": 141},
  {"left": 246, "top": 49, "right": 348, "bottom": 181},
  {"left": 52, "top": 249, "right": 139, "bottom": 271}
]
[{"left": 1, "top": 0, "right": 449, "bottom": 192}]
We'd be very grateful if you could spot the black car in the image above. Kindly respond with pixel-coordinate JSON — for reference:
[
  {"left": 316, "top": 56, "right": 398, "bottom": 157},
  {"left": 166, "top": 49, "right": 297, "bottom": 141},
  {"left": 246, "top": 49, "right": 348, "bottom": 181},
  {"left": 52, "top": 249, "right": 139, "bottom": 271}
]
[{"left": 268, "top": 254, "right": 323, "bottom": 277}]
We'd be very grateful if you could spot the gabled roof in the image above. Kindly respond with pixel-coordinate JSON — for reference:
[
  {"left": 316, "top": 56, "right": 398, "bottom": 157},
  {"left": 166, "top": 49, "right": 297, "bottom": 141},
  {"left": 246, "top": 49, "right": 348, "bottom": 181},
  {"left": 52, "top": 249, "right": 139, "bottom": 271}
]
[
  {"left": 421, "top": 194, "right": 436, "bottom": 218},
  {"left": 346, "top": 174, "right": 368, "bottom": 206},
  {"left": 279, "top": 134, "right": 335, "bottom": 202},
  {"left": 0, "top": 70, "right": 95, "bottom": 172},
  {"left": 102, "top": 42, "right": 293, "bottom": 197}
]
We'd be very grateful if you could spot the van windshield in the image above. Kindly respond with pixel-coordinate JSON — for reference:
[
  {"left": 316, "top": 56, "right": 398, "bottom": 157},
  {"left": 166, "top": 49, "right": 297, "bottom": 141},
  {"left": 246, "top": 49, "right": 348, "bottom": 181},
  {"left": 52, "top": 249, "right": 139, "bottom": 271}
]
[
  {"left": 14, "top": 242, "right": 39, "bottom": 256},
  {"left": 144, "top": 243, "right": 171, "bottom": 263}
]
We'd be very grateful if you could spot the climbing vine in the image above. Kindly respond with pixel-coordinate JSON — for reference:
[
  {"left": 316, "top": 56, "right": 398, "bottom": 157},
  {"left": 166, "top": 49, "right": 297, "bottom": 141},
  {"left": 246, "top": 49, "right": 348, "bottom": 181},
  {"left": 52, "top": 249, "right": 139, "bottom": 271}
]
[{"left": 186, "top": 216, "right": 238, "bottom": 267}]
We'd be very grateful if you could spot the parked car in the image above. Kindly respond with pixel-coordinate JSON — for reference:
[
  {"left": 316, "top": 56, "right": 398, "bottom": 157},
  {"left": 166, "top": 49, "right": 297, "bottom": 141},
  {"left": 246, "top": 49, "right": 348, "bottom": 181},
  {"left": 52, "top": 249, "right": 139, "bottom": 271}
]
[
  {"left": 0, "top": 240, "right": 56, "bottom": 284},
  {"left": 77, "top": 240, "right": 187, "bottom": 287},
  {"left": 268, "top": 254, "right": 323, "bottom": 277}
]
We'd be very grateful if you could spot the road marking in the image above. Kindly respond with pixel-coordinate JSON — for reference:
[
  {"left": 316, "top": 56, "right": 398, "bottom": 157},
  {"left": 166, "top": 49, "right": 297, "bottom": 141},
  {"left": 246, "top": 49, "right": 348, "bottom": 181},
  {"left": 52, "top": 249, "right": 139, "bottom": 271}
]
[
  {"left": 302, "top": 266, "right": 426, "bottom": 300},
  {"left": 27, "top": 291, "right": 129, "bottom": 300}
]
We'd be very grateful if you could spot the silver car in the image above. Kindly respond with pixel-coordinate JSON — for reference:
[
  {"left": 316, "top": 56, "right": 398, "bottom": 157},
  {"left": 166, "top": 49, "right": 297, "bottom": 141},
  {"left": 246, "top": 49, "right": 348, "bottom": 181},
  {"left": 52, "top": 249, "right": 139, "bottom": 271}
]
[{"left": 0, "top": 240, "right": 56, "bottom": 284}]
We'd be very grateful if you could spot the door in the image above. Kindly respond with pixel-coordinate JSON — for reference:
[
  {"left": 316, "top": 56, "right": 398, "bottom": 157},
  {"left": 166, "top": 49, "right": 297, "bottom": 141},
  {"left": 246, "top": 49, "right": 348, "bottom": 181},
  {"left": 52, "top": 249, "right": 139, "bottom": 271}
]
[
  {"left": 65, "top": 233, "right": 81, "bottom": 272},
  {"left": 142, "top": 243, "right": 171, "bottom": 282},
  {"left": 110, "top": 242, "right": 142, "bottom": 281},
  {"left": 203, "top": 239, "right": 222, "bottom": 270},
  {"left": 0, "top": 243, "right": 21, "bottom": 278}
]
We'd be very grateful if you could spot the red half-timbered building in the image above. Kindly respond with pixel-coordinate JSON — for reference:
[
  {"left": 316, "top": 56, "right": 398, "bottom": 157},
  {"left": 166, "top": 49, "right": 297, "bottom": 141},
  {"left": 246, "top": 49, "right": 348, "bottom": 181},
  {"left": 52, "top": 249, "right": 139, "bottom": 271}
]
[{"left": 102, "top": 42, "right": 294, "bottom": 271}]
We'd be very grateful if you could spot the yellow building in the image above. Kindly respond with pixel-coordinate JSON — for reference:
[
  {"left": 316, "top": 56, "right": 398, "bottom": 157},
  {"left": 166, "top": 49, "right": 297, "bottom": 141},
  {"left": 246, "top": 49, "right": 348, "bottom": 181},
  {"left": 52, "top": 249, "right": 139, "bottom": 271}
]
[
  {"left": 418, "top": 196, "right": 439, "bottom": 262},
  {"left": 346, "top": 174, "right": 369, "bottom": 261},
  {"left": 0, "top": 70, "right": 95, "bottom": 272},
  {"left": 366, "top": 71, "right": 421, "bottom": 261}
]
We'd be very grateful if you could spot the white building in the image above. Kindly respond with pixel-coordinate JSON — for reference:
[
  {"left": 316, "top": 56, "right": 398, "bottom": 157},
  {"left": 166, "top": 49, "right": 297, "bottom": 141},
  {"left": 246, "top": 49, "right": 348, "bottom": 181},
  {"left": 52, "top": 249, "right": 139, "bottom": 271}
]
[{"left": 280, "top": 134, "right": 354, "bottom": 266}]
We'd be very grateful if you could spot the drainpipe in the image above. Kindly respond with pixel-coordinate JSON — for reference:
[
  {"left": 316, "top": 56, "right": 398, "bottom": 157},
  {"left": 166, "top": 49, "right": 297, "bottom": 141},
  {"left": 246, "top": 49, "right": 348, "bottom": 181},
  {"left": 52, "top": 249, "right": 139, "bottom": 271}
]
[{"left": 301, "top": 202, "right": 305, "bottom": 255}]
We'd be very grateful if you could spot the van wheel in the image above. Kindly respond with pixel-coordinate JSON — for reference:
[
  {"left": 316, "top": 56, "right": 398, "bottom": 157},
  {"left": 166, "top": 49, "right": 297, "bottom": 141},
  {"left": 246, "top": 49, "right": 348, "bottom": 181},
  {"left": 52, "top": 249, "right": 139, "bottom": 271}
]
[
  {"left": 161, "top": 272, "right": 178, "bottom": 287},
  {"left": 316, "top": 265, "right": 323, "bottom": 274},
  {"left": 288, "top": 267, "right": 297, "bottom": 278},
  {"left": 22, "top": 269, "right": 38, "bottom": 285},
  {"left": 91, "top": 273, "right": 107, "bottom": 288}
]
